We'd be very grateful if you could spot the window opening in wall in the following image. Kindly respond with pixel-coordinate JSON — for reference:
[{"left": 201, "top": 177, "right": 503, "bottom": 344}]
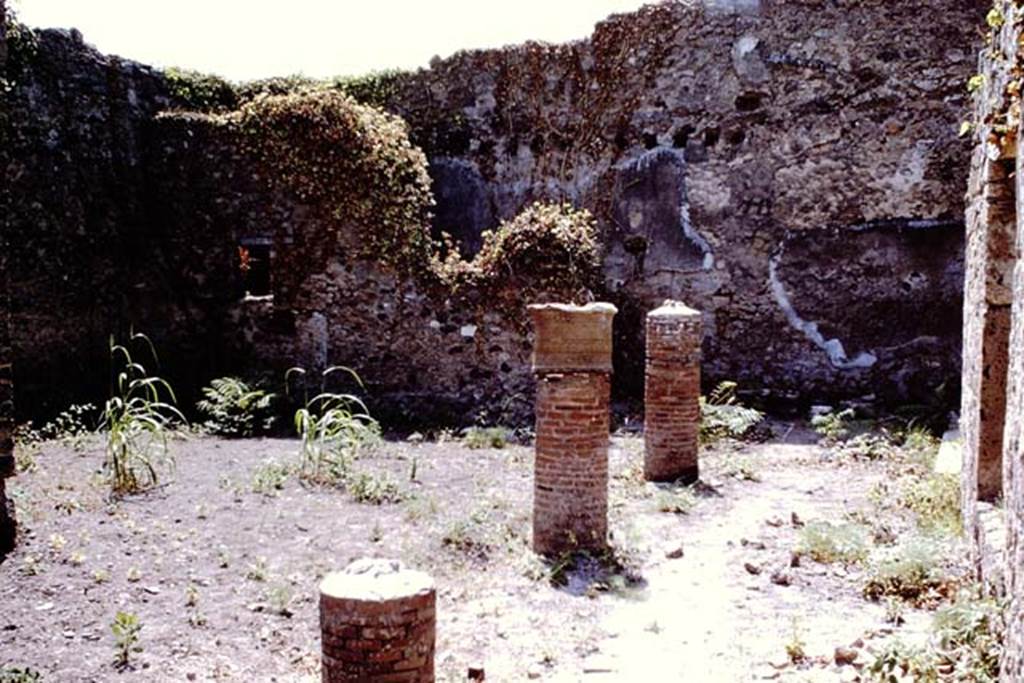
[{"left": 239, "top": 238, "right": 272, "bottom": 299}]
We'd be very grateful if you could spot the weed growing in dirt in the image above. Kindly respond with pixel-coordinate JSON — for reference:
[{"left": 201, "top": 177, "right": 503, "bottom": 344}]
[
  {"left": 700, "top": 381, "right": 764, "bottom": 443},
  {"left": 811, "top": 408, "right": 855, "bottom": 443},
  {"left": 246, "top": 557, "right": 269, "bottom": 582},
  {"left": 0, "top": 668, "right": 42, "bottom": 683},
  {"left": 288, "top": 367, "right": 380, "bottom": 487},
  {"left": 654, "top": 486, "right": 696, "bottom": 514},
  {"left": 719, "top": 454, "right": 761, "bottom": 482},
  {"left": 251, "top": 459, "right": 290, "bottom": 495},
  {"left": 863, "top": 537, "right": 953, "bottom": 604},
  {"left": 185, "top": 584, "right": 199, "bottom": 608},
  {"left": 462, "top": 426, "right": 510, "bottom": 449},
  {"left": 111, "top": 611, "right": 142, "bottom": 668},
  {"left": 196, "top": 377, "right": 276, "bottom": 437},
  {"left": 796, "top": 520, "right": 870, "bottom": 564},
  {"left": 831, "top": 432, "right": 895, "bottom": 461},
  {"left": 266, "top": 584, "right": 294, "bottom": 616},
  {"left": 15, "top": 403, "right": 98, "bottom": 456},
  {"left": 347, "top": 470, "right": 405, "bottom": 504},
  {"left": 102, "top": 333, "right": 185, "bottom": 495},
  {"left": 902, "top": 473, "right": 962, "bottom": 536},
  {"left": 785, "top": 618, "right": 807, "bottom": 663},
  {"left": 561, "top": 548, "right": 644, "bottom": 596},
  {"left": 866, "top": 588, "right": 1004, "bottom": 682}
]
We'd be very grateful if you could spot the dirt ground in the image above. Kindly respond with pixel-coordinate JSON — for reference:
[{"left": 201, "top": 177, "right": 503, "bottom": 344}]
[{"left": 0, "top": 422, "right": 966, "bottom": 682}]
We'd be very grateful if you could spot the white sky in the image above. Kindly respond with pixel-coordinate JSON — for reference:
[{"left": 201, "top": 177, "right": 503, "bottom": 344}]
[{"left": 13, "top": 0, "right": 652, "bottom": 81}]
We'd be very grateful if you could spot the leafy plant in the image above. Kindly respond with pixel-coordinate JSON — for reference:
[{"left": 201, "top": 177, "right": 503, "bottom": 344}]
[
  {"left": 902, "top": 474, "right": 962, "bottom": 536},
  {"left": 101, "top": 334, "right": 185, "bottom": 495},
  {"left": 811, "top": 408, "right": 855, "bottom": 443},
  {"left": 288, "top": 367, "right": 380, "bottom": 488},
  {"left": 863, "top": 537, "right": 951, "bottom": 604},
  {"left": 111, "top": 611, "right": 142, "bottom": 668},
  {"left": 462, "top": 426, "right": 510, "bottom": 450},
  {"left": 796, "top": 520, "right": 870, "bottom": 564},
  {"left": 197, "top": 377, "right": 276, "bottom": 437},
  {"left": 785, "top": 618, "right": 807, "bottom": 663},
  {"left": 700, "top": 382, "right": 763, "bottom": 443},
  {"left": 0, "top": 667, "right": 42, "bottom": 683},
  {"left": 347, "top": 470, "right": 404, "bottom": 505},
  {"left": 867, "top": 588, "right": 1004, "bottom": 682},
  {"left": 655, "top": 487, "right": 696, "bottom": 514},
  {"left": 251, "top": 459, "right": 290, "bottom": 496}
]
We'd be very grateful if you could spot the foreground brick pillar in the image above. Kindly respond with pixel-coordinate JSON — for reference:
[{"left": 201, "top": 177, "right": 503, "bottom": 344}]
[
  {"left": 528, "top": 302, "right": 616, "bottom": 556},
  {"left": 644, "top": 302, "right": 702, "bottom": 483},
  {"left": 319, "top": 559, "right": 435, "bottom": 682}
]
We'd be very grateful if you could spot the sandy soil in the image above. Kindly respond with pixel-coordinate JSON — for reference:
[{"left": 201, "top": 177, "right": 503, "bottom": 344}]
[{"left": 0, "top": 423, "right": 965, "bottom": 682}]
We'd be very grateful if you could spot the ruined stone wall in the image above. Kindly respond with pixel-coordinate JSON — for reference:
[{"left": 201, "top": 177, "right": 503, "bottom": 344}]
[
  {"left": 386, "top": 0, "right": 987, "bottom": 406},
  {"left": 0, "top": 0, "right": 17, "bottom": 555},
  {"left": 3, "top": 0, "right": 988, "bottom": 425},
  {"left": 1, "top": 25, "right": 219, "bottom": 416},
  {"left": 965, "top": 2, "right": 1024, "bottom": 678}
]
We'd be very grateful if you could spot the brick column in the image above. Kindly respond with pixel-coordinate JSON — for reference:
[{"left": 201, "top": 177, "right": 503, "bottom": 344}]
[
  {"left": 644, "top": 302, "right": 702, "bottom": 483},
  {"left": 528, "top": 302, "right": 616, "bottom": 556},
  {"left": 319, "top": 559, "right": 435, "bottom": 683}
]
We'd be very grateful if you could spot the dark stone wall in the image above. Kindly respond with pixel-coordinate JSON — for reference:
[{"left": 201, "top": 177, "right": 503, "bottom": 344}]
[
  {"left": 0, "top": 0, "right": 17, "bottom": 555},
  {"left": 385, "top": 0, "right": 987, "bottom": 408},
  {"left": 2, "top": 0, "right": 989, "bottom": 426}
]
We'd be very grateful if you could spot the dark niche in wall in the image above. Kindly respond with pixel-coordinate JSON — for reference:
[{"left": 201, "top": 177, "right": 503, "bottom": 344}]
[
  {"left": 610, "top": 147, "right": 710, "bottom": 278},
  {"left": 239, "top": 237, "right": 273, "bottom": 298},
  {"left": 428, "top": 157, "right": 496, "bottom": 257}
]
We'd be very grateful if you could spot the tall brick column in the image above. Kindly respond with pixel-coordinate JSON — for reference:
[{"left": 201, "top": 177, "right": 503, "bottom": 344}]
[
  {"left": 644, "top": 302, "right": 702, "bottom": 483},
  {"left": 528, "top": 302, "right": 616, "bottom": 556},
  {"left": 319, "top": 559, "right": 435, "bottom": 683}
]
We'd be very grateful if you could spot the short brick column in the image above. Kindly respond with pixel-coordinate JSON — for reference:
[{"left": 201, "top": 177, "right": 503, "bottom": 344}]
[
  {"left": 319, "top": 559, "right": 435, "bottom": 683},
  {"left": 528, "top": 302, "right": 616, "bottom": 556},
  {"left": 644, "top": 302, "right": 702, "bottom": 483}
]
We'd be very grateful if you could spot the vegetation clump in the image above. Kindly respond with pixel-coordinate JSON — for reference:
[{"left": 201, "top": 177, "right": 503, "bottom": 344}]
[
  {"left": 196, "top": 377, "right": 275, "bottom": 438},
  {"left": 462, "top": 426, "right": 510, "bottom": 450},
  {"left": 230, "top": 91, "right": 435, "bottom": 274},
  {"left": 101, "top": 334, "right": 184, "bottom": 495},
  {"left": 438, "top": 202, "right": 603, "bottom": 308},
  {"left": 867, "top": 588, "right": 1004, "bottom": 682},
  {"left": 699, "top": 381, "right": 764, "bottom": 443},
  {"left": 863, "top": 537, "right": 954, "bottom": 604},
  {"left": 796, "top": 520, "right": 871, "bottom": 564}
]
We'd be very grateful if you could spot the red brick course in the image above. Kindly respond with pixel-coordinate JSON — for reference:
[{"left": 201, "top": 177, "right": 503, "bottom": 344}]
[
  {"left": 528, "top": 303, "right": 616, "bottom": 556},
  {"left": 644, "top": 303, "right": 702, "bottom": 483},
  {"left": 319, "top": 560, "right": 435, "bottom": 682},
  {"left": 533, "top": 371, "right": 611, "bottom": 554}
]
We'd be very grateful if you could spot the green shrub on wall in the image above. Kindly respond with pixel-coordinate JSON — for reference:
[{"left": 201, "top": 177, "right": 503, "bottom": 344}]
[
  {"left": 165, "top": 68, "right": 238, "bottom": 112},
  {"left": 441, "top": 202, "right": 602, "bottom": 306},
  {"left": 230, "top": 90, "right": 435, "bottom": 274}
]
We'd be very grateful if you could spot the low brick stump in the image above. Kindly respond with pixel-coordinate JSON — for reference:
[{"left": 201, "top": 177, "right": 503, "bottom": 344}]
[
  {"left": 319, "top": 559, "right": 435, "bottom": 683},
  {"left": 644, "top": 302, "right": 702, "bottom": 483},
  {"left": 528, "top": 303, "right": 616, "bottom": 556}
]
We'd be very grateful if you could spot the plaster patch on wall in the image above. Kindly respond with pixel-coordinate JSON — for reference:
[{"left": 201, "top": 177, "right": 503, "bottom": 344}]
[
  {"left": 631, "top": 147, "right": 715, "bottom": 271},
  {"left": 768, "top": 255, "right": 878, "bottom": 370}
]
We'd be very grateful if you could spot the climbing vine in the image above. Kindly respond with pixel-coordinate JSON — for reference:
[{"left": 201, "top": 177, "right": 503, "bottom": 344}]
[
  {"left": 229, "top": 90, "right": 435, "bottom": 273},
  {"left": 436, "top": 202, "right": 602, "bottom": 311}
]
